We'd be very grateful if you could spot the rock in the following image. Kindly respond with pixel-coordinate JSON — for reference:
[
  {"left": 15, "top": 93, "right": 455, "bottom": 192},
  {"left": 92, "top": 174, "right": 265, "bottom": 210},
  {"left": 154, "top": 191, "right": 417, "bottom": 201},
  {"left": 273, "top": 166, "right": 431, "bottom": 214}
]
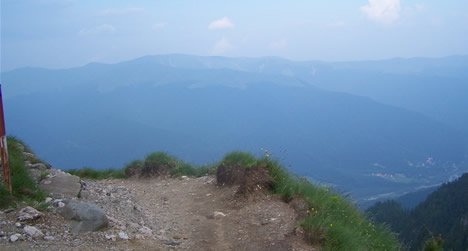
[
  {"left": 173, "top": 234, "right": 183, "bottom": 240},
  {"left": 166, "top": 241, "right": 180, "bottom": 246},
  {"left": 135, "top": 234, "right": 145, "bottom": 240},
  {"left": 23, "top": 225, "right": 44, "bottom": 238},
  {"left": 58, "top": 202, "right": 65, "bottom": 208},
  {"left": 15, "top": 222, "right": 22, "bottom": 228},
  {"left": 9, "top": 234, "right": 21, "bottom": 242},
  {"left": 44, "top": 235, "right": 55, "bottom": 241},
  {"left": 29, "top": 169, "right": 43, "bottom": 184},
  {"left": 45, "top": 197, "right": 53, "bottom": 203},
  {"left": 17, "top": 206, "right": 44, "bottom": 221},
  {"left": 213, "top": 211, "right": 226, "bottom": 218},
  {"left": 105, "top": 234, "right": 117, "bottom": 241},
  {"left": 118, "top": 231, "right": 129, "bottom": 240},
  {"left": 39, "top": 172, "right": 81, "bottom": 198},
  {"left": 139, "top": 226, "right": 153, "bottom": 236},
  {"left": 4, "top": 208, "right": 14, "bottom": 214},
  {"left": 58, "top": 200, "right": 109, "bottom": 233},
  {"left": 30, "top": 163, "right": 47, "bottom": 170},
  {"left": 0, "top": 231, "right": 5, "bottom": 237},
  {"left": 23, "top": 152, "right": 35, "bottom": 159}
]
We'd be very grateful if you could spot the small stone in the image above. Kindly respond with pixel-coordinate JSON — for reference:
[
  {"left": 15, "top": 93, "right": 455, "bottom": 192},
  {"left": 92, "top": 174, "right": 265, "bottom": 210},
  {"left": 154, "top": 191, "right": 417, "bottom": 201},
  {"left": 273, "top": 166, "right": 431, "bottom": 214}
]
[
  {"left": 9, "top": 234, "right": 21, "bottom": 242},
  {"left": 118, "top": 231, "right": 129, "bottom": 240},
  {"left": 0, "top": 231, "right": 5, "bottom": 237},
  {"left": 45, "top": 197, "right": 53, "bottom": 203},
  {"left": 44, "top": 236, "right": 55, "bottom": 241},
  {"left": 17, "top": 206, "right": 44, "bottom": 221},
  {"left": 139, "top": 226, "right": 153, "bottom": 236},
  {"left": 4, "top": 208, "right": 14, "bottom": 214},
  {"left": 57, "top": 202, "right": 65, "bottom": 208},
  {"left": 24, "top": 225, "right": 44, "bottom": 238},
  {"left": 30, "top": 163, "right": 47, "bottom": 170},
  {"left": 105, "top": 234, "right": 117, "bottom": 241},
  {"left": 135, "top": 234, "right": 145, "bottom": 240},
  {"left": 213, "top": 211, "right": 226, "bottom": 218},
  {"left": 166, "top": 241, "right": 180, "bottom": 246},
  {"left": 15, "top": 222, "right": 22, "bottom": 228},
  {"left": 173, "top": 234, "right": 183, "bottom": 240}
]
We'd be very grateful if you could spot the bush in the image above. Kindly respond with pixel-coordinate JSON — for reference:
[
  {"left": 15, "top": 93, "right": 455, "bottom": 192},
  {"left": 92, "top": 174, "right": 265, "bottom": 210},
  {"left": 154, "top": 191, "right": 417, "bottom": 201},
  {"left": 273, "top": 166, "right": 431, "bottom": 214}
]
[
  {"left": 124, "top": 160, "right": 144, "bottom": 177},
  {"left": 222, "top": 151, "right": 257, "bottom": 167},
  {"left": 142, "top": 152, "right": 177, "bottom": 177}
]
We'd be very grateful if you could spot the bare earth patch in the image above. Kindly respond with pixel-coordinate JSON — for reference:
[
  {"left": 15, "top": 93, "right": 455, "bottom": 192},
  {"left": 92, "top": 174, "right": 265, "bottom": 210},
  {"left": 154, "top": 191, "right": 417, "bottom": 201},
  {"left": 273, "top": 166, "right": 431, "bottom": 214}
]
[{"left": 1, "top": 176, "right": 313, "bottom": 250}]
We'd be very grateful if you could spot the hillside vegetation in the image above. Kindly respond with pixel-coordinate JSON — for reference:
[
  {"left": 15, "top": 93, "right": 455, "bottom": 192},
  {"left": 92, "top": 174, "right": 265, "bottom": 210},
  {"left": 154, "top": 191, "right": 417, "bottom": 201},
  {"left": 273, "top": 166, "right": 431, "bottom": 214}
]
[
  {"left": 69, "top": 150, "right": 400, "bottom": 250},
  {"left": 367, "top": 173, "right": 468, "bottom": 250},
  {"left": 0, "top": 137, "right": 47, "bottom": 209}
]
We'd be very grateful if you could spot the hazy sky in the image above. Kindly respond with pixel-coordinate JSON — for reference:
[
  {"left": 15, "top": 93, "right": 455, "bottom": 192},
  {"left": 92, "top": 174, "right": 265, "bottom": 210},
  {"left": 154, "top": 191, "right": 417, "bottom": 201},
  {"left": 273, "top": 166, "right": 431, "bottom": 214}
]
[{"left": 1, "top": 0, "right": 468, "bottom": 71}]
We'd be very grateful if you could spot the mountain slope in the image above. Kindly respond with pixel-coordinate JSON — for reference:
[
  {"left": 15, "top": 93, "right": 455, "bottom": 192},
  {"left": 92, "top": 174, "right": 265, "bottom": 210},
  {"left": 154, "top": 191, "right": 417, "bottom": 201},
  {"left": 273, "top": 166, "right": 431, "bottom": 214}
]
[{"left": 367, "top": 173, "right": 468, "bottom": 250}]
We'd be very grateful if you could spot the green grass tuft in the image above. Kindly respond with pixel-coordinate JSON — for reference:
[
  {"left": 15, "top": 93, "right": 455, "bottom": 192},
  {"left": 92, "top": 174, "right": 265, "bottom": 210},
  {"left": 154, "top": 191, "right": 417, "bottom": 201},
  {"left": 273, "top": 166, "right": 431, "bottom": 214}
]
[
  {"left": 0, "top": 136, "right": 47, "bottom": 209},
  {"left": 222, "top": 151, "right": 258, "bottom": 167}
]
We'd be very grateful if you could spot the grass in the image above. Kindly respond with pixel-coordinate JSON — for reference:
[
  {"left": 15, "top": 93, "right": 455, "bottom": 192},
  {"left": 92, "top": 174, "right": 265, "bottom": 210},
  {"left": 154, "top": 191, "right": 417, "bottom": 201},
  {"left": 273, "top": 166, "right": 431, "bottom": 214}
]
[
  {"left": 0, "top": 136, "right": 47, "bottom": 209},
  {"left": 223, "top": 151, "right": 401, "bottom": 251},
  {"left": 68, "top": 152, "right": 216, "bottom": 179}
]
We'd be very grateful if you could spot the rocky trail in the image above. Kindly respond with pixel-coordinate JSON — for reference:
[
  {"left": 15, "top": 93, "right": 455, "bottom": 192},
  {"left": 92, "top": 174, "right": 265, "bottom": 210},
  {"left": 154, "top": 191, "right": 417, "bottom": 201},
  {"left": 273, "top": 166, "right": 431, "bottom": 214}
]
[{"left": 1, "top": 170, "right": 313, "bottom": 250}]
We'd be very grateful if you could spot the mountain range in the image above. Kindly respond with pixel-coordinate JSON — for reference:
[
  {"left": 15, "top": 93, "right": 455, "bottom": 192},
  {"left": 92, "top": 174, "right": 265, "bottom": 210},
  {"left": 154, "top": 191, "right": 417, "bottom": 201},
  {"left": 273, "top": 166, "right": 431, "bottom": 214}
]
[{"left": 2, "top": 54, "right": 468, "bottom": 204}]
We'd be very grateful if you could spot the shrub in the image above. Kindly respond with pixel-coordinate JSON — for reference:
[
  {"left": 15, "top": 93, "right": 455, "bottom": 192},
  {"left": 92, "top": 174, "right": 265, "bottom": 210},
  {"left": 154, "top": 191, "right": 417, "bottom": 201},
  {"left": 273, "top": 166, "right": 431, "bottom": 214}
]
[
  {"left": 222, "top": 151, "right": 257, "bottom": 167},
  {"left": 142, "top": 152, "right": 177, "bottom": 177},
  {"left": 124, "top": 160, "right": 144, "bottom": 177}
]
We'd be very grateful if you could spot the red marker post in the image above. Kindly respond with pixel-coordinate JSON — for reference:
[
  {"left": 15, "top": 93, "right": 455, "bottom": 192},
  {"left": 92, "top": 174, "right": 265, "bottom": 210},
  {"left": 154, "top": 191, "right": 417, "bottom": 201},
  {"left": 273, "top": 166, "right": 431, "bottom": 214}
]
[{"left": 0, "top": 84, "right": 11, "bottom": 192}]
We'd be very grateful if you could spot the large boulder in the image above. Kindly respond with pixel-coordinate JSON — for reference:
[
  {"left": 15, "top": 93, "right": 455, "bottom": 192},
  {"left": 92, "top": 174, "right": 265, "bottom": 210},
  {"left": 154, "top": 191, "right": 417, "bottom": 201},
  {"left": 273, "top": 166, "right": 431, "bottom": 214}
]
[
  {"left": 58, "top": 200, "right": 108, "bottom": 233},
  {"left": 39, "top": 171, "right": 81, "bottom": 198}
]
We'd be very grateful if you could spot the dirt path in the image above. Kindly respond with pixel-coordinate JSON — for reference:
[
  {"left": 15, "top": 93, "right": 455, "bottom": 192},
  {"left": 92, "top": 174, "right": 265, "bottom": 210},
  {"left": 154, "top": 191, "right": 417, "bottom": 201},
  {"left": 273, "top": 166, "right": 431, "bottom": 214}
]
[
  {"left": 1, "top": 175, "right": 313, "bottom": 251},
  {"left": 115, "top": 176, "right": 312, "bottom": 250}
]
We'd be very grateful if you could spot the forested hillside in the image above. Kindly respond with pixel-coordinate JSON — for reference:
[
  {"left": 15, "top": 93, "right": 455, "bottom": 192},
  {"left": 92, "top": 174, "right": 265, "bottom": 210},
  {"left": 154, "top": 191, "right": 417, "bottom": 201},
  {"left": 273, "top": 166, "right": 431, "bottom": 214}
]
[{"left": 367, "top": 173, "right": 468, "bottom": 250}]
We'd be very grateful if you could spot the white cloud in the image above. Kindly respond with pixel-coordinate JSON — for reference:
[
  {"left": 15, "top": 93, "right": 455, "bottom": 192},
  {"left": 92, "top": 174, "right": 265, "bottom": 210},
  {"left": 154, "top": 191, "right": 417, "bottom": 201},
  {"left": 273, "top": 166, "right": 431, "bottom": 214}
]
[
  {"left": 212, "top": 38, "right": 233, "bottom": 55},
  {"left": 153, "top": 22, "right": 168, "bottom": 29},
  {"left": 269, "top": 39, "right": 287, "bottom": 50},
  {"left": 361, "top": 0, "right": 401, "bottom": 24},
  {"left": 79, "top": 24, "right": 116, "bottom": 36},
  {"left": 96, "top": 8, "right": 144, "bottom": 16},
  {"left": 208, "top": 17, "right": 235, "bottom": 30}
]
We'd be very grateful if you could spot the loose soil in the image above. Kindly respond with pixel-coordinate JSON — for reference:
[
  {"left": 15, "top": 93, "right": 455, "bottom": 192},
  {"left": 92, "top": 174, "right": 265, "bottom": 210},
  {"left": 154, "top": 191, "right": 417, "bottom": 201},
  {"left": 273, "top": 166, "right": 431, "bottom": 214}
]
[{"left": 1, "top": 176, "right": 314, "bottom": 251}]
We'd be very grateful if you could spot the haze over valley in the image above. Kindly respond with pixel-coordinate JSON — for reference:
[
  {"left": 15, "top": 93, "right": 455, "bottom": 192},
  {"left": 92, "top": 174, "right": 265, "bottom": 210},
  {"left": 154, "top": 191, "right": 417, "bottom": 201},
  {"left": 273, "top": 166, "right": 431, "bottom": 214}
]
[{"left": 3, "top": 54, "right": 468, "bottom": 205}]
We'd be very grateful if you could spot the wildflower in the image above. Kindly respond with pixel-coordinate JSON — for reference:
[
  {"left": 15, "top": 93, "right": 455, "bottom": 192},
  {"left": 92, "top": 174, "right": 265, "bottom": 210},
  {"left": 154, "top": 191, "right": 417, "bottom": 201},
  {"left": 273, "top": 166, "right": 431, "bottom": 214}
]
[
  {"left": 311, "top": 208, "right": 314, "bottom": 211},
  {"left": 315, "top": 211, "right": 318, "bottom": 214},
  {"left": 331, "top": 196, "right": 338, "bottom": 200},
  {"left": 330, "top": 224, "right": 333, "bottom": 227},
  {"left": 266, "top": 154, "right": 270, "bottom": 158},
  {"left": 306, "top": 210, "right": 310, "bottom": 214}
]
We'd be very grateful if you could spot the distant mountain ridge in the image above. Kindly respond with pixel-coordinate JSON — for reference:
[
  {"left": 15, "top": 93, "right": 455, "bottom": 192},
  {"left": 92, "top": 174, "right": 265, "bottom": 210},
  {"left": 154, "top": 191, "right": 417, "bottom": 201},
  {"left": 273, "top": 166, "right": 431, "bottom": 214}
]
[{"left": 2, "top": 54, "right": 468, "bottom": 204}]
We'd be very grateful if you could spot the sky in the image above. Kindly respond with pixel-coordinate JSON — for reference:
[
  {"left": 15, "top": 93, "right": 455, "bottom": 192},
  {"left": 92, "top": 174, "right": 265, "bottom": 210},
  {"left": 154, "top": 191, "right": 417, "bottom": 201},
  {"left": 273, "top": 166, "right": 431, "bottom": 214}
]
[{"left": 1, "top": 0, "right": 468, "bottom": 71}]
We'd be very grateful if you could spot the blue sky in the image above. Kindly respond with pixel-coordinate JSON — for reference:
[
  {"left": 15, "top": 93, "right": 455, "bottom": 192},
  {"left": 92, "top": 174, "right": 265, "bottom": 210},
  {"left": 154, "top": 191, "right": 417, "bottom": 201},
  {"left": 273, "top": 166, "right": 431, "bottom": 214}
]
[{"left": 1, "top": 0, "right": 468, "bottom": 71}]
